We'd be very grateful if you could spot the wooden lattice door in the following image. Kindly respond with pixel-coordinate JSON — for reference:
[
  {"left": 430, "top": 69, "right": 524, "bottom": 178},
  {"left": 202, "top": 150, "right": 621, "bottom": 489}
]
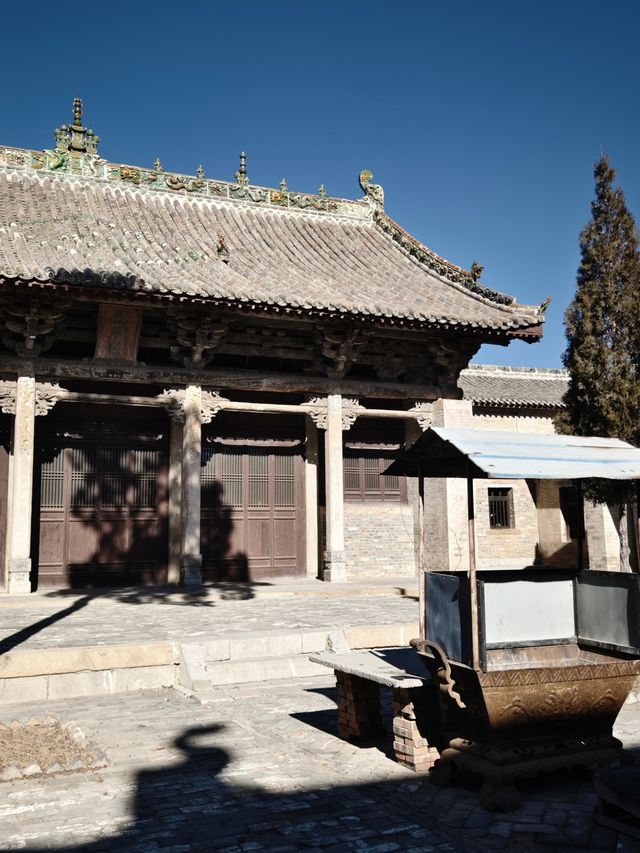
[
  {"left": 201, "top": 442, "right": 305, "bottom": 581},
  {"left": 35, "top": 421, "right": 168, "bottom": 588}
]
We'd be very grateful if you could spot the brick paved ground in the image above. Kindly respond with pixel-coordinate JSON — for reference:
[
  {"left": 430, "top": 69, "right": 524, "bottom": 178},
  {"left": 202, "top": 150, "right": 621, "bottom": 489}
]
[
  {"left": 0, "top": 586, "right": 418, "bottom": 653},
  {"left": 2, "top": 678, "right": 640, "bottom": 852}
]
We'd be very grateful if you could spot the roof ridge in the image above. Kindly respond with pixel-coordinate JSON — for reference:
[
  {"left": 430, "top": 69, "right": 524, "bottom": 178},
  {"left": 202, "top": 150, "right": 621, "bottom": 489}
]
[
  {"left": 463, "top": 364, "right": 569, "bottom": 377},
  {"left": 0, "top": 143, "right": 373, "bottom": 222},
  {"left": 374, "top": 212, "right": 544, "bottom": 316}
]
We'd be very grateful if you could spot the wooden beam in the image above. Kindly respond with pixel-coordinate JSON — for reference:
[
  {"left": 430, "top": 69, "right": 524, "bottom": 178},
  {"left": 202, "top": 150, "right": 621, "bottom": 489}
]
[
  {"left": 1, "top": 356, "right": 441, "bottom": 400},
  {"left": 49, "top": 390, "right": 431, "bottom": 422}
]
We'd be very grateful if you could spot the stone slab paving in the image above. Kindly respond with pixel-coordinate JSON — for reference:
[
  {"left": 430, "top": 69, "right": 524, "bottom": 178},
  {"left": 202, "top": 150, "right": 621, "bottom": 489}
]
[
  {"left": 0, "top": 589, "right": 419, "bottom": 653},
  {"left": 1, "top": 678, "right": 640, "bottom": 852}
]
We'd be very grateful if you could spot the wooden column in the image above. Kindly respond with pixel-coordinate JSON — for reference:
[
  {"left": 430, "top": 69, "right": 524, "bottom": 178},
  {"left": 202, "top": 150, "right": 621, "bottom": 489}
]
[
  {"left": 7, "top": 376, "right": 36, "bottom": 594},
  {"left": 304, "top": 415, "right": 319, "bottom": 578},
  {"left": 181, "top": 386, "right": 203, "bottom": 587},
  {"left": 323, "top": 393, "right": 346, "bottom": 582},
  {"left": 168, "top": 417, "right": 183, "bottom": 584}
]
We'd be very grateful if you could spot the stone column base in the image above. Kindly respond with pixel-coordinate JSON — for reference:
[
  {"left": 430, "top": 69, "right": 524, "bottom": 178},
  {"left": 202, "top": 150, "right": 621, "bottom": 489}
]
[
  {"left": 7, "top": 558, "right": 32, "bottom": 595},
  {"left": 322, "top": 550, "right": 346, "bottom": 582},
  {"left": 392, "top": 686, "right": 440, "bottom": 772},
  {"left": 181, "top": 554, "right": 203, "bottom": 587},
  {"left": 336, "top": 671, "right": 385, "bottom": 739}
]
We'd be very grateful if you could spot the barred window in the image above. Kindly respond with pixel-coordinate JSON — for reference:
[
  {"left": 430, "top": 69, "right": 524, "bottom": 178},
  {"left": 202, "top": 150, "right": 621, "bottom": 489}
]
[
  {"left": 488, "top": 487, "right": 514, "bottom": 529},
  {"left": 559, "top": 485, "right": 581, "bottom": 540},
  {"left": 344, "top": 453, "right": 404, "bottom": 502}
]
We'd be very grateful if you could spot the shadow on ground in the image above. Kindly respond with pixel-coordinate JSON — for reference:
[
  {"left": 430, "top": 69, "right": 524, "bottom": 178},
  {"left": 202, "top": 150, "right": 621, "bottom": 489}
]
[
  {"left": 43, "top": 580, "right": 273, "bottom": 606},
  {"left": 7, "top": 715, "right": 627, "bottom": 853},
  {"left": 6, "top": 721, "right": 494, "bottom": 853}
]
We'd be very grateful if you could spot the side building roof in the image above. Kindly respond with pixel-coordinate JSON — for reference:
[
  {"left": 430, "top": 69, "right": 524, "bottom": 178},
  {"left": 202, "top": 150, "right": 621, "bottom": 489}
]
[
  {"left": 459, "top": 364, "right": 569, "bottom": 408},
  {"left": 0, "top": 101, "right": 547, "bottom": 342}
]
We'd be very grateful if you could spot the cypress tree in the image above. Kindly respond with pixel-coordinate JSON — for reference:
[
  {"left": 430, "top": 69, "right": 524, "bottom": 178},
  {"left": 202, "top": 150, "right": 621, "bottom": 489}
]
[{"left": 560, "top": 154, "right": 640, "bottom": 568}]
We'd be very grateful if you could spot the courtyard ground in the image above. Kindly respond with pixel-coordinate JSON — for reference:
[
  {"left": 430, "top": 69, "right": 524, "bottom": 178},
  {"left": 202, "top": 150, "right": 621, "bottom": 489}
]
[
  {"left": 1, "top": 581, "right": 640, "bottom": 851},
  {"left": 1, "top": 677, "right": 640, "bottom": 852}
]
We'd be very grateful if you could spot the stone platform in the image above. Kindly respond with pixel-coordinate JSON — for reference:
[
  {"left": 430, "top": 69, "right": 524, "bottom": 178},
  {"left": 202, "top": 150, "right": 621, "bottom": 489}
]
[{"left": 0, "top": 578, "right": 419, "bottom": 704}]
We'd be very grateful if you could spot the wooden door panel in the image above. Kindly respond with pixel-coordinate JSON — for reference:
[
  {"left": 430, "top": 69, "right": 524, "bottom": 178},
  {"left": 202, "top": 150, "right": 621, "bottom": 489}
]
[
  {"left": 67, "top": 520, "right": 100, "bottom": 563},
  {"left": 201, "top": 435, "right": 305, "bottom": 581},
  {"left": 35, "top": 411, "right": 169, "bottom": 589},
  {"left": 274, "top": 518, "right": 297, "bottom": 558},
  {"left": 130, "top": 518, "right": 164, "bottom": 560},
  {"left": 38, "top": 520, "right": 65, "bottom": 564},
  {"left": 247, "top": 517, "right": 271, "bottom": 558}
]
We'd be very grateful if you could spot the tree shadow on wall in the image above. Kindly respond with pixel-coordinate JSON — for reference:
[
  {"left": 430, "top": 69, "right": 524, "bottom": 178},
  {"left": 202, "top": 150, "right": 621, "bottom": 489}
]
[{"left": 32, "top": 417, "right": 258, "bottom": 605}]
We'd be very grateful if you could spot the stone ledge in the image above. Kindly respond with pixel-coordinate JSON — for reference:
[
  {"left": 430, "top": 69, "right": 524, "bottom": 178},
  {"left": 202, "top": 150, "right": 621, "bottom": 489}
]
[
  {"left": 0, "top": 642, "right": 176, "bottom": 679},
  {"left": 0, "top": 664, "right": 176, "bottom": 705}
]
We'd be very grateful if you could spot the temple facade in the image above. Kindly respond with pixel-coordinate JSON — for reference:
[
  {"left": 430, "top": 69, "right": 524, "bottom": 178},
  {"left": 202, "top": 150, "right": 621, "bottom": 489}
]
[{"left": 0, "top": 101, "right": 549, "bottom": 594}]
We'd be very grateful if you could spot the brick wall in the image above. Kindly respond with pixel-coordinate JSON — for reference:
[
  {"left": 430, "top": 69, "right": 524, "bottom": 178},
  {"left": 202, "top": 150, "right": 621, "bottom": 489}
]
[
  {"left": 344, "top": 502, "right": 417, "bottom": 579},
  {"left": 472, "top": 412, "right": 556, "bottom": 434},
  {"left": 473, "top": 479, "right": 539, "bottom": 569}
]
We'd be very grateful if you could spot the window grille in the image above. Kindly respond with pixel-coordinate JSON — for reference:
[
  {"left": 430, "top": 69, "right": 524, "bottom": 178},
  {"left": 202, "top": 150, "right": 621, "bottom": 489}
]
[
  {"left": 201, "top": 446, "right": 217, "bottom": 508},
  {"left": 101, "top": 447, "right": 129, "bottom": 508},
  {"left": 219, "top": 451, "right": 243, "bottom": 508},
  {"left": 248, "top": 450, "right": 269, "bottom": 507},
  {"left": 344, "top": 453, "right": 403, "bottom": 501},
  {"left": 274, "top": 454, "right": 295, "bottom": 507},
  {"left": 130, "top": 449, "right": 158, "bottom": 509},
  {"left": 40, "top": 447, "right": 64, "bottom": 509},
  {"left": 488, "top": 487, "right": 514, "bottom": 529},
  {"left": 70, "top": 446, "right": 97, "bottom": 509}
]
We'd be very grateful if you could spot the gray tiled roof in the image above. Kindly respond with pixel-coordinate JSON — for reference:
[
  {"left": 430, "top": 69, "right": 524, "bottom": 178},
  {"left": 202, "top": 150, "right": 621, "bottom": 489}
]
[
  {"left": 459, "top": 364, "right": 568, "bottom": 407},
  {"left": 0, "top": 153, "right": 544, "bottom": 338}
]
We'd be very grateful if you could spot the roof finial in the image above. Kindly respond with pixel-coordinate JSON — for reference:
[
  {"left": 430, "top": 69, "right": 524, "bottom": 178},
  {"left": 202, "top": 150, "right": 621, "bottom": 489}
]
[
  {"left": 318, "top": 184, "right": 327, "bottom": 198},
  {"left": 358, "top": 169, "right": 384, "bottom": 211},
  {"left": 53, "top": 97, "right": 99, "bottom": 157},
  {"left": 469, "top": 261, "right": 484, "bottom": 283},
  {"left": 154, "top": 157, "right": 164, "bottom": 173},
  {"left": 235, "top": 151, "right": 248, "bottom": 185}
]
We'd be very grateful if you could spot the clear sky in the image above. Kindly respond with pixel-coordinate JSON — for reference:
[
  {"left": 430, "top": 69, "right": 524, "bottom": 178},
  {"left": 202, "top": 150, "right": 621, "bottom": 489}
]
[{"left": 2, "top": 0, "right": 638, "bottom": 369}]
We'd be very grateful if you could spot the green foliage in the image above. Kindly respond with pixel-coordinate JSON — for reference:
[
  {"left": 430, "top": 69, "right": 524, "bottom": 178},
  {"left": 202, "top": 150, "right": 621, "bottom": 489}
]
[{"left": 560, "top": 155, "right": 640, "bottom": 504}]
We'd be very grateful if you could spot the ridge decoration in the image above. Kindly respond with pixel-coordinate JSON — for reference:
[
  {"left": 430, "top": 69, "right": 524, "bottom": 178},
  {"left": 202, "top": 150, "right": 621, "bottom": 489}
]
[
  {"left": 0, "top": 101, "right": 368, "bottom": 221},
  {"left": 374, "top": 212, "right": 519, "bottom": 308}
]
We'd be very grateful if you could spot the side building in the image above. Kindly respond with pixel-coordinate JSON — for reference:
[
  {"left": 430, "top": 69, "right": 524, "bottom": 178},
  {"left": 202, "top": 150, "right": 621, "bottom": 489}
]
[
  {"left": 0, "top": 101, "right": 561, "bottom": 593},
  {"left": 457, "top": 364, "right": 629, "bottom": 573}
]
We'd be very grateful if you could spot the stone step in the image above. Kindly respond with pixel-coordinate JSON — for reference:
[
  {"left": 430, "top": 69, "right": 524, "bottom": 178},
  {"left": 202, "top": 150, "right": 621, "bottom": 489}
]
[
  {"left": 190, "top": 654, "right": 327, "bottom": 694},
  {"left": 179, "top": 622, "right": 418, "bottom": 693},
  {"left": 0, "top": 622, "right": 419, "bottom": 704}
]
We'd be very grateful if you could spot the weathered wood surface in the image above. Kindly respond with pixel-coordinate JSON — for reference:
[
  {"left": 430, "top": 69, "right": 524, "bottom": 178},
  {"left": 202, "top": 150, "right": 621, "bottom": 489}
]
[{"left": 0, "top": 356, "right": 443, "bottom": 400}]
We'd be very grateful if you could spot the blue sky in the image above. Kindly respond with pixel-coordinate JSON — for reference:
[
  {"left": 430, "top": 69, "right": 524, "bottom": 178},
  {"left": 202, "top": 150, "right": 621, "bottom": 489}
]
[{"left": 2, "top": 0, "right": 639, "bottom": 368}]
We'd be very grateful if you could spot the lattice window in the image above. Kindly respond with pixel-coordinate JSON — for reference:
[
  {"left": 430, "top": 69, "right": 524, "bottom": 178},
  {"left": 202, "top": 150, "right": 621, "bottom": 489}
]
[
  {"left": 201, "top": 445, "right": 217, "bottom": 508},
  {"left": 344, "top": 453, "right": 403, "bottom": 502},
  {"left": 275, "top": 454, "right": 295, "bottom": 507},
  {"left": 219, "top": 451, "right": 243, "bottom": 508},
  {"left": 70, "top": 446, "right": 97, "bottom": 509},
  {"left": 130, "top": 449, "right": 158, "bottom": 509},
  {"left": 101, "top": 447, "right": 129, "bottom": 508},
  {"left": 488, "top": 487, "right": 514, "bottom": 529},
  {"left": 249, "top": 450, "right": 269, "bottom": 507},
  {"left": 40, "top": 447, "right": 64, "bottom": 509}
]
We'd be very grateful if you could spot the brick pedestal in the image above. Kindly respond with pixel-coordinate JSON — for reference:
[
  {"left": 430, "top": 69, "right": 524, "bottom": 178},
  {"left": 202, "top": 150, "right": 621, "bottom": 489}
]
[
  {"left": 392, "top": 686, "right": 440, "bottom": 772},
  {"left": 336, "top": 672, "right": 385, "bottom": 740}
]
